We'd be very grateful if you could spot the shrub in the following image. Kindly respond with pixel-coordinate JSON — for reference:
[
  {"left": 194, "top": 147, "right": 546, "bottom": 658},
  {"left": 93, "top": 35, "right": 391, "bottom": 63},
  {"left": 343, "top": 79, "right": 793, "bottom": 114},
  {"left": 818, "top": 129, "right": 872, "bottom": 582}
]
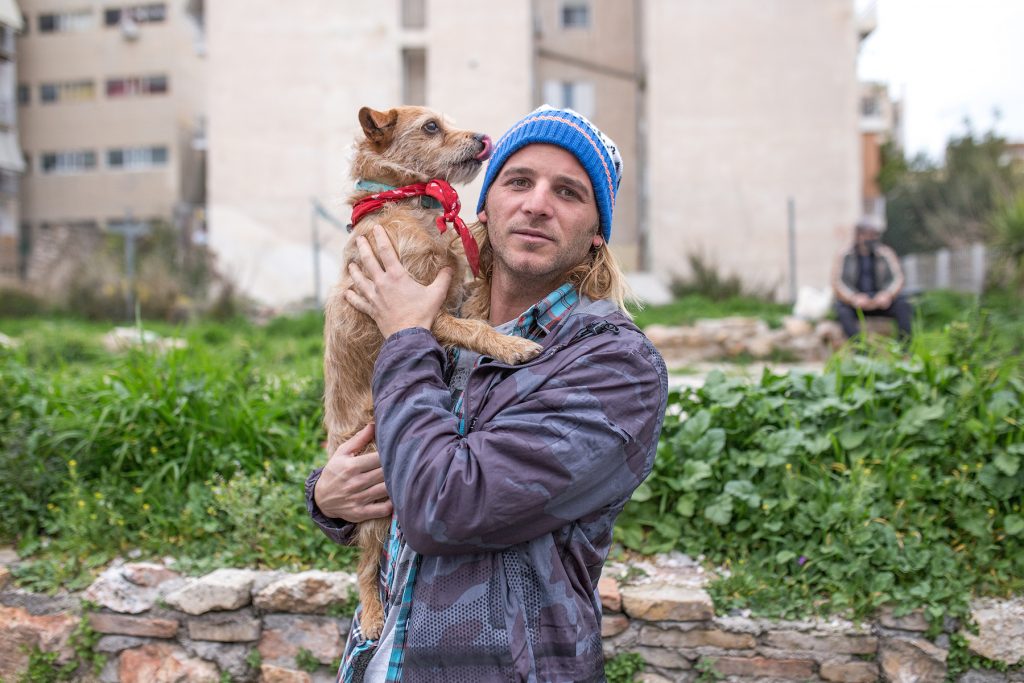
[{"left": 616, "top": 317, "right": 1023, "bottom": 622}]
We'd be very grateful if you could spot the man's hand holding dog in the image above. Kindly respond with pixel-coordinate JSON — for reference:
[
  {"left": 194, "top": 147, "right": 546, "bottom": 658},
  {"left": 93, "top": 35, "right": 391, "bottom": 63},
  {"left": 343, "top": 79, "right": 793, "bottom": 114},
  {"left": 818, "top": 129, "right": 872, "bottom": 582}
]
[
  {"left": 314, "top": 423, "right": 393, "bottom": 523},
  {"left": 345, "top": 224, "right": 452, "bottom": 338}
]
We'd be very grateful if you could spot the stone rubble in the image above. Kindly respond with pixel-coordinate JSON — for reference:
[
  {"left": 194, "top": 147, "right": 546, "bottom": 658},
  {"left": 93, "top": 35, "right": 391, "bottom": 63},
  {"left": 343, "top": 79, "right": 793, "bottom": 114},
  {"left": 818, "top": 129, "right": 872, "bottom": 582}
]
[{"left": 0, "top": 555, "right": 1022, "bottom": 682}]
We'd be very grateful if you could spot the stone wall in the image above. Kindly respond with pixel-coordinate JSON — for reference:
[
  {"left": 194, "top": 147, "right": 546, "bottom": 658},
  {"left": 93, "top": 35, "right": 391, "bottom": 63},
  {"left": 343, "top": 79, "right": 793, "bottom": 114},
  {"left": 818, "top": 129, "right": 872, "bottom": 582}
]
[{"left": 1, "top": 558, "right": 1021, "bottom": 682}]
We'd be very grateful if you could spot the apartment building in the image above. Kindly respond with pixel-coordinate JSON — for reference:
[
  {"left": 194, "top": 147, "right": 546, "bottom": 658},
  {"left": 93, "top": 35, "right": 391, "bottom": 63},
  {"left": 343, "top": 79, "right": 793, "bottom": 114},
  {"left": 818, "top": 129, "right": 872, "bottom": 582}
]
[
  {"left": 15, "top": 0, "right": 204, "bottom": 287},
  {"left": 860, "top": 80, "right": 903, "bottom": 221},
  {"left": 0, "top": 0, "right": 24, "bottom": 278}
]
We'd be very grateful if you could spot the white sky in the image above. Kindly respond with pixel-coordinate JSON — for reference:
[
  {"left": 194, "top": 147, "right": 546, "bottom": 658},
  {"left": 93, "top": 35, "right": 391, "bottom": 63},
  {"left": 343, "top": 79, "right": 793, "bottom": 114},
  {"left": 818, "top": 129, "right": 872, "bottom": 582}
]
[{"left": 856, "top": 0, "right": 1024, "bottom": 162}]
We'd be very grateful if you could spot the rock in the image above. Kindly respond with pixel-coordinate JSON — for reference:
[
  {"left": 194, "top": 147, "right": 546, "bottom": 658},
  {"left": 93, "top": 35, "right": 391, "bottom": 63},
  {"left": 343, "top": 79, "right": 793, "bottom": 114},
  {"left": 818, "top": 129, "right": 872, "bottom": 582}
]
[
  {"left": 877, "top": 605, "right": 930, "bottom": 632},
  {"left": 635, "top": 674, "right": 674, "bottom": 683},
  {"left": 599, "top": 575, "right": 622, "bottom": 612},
  {"left": 0, "top": 604, "right": 77, "bottom": 678},
  {"left": 261, "top": 664, "right": 313, "bottom": 683},
  {"left": 959, "top": 671, "right": 1009, "bottom": 683},
  {"left": 602, "top": 613, "right": 630, "bottom": 638},
  {"left": 0, "top": 332, "right": 18, "bottom": 349},
  {"left": 743, "top": 334, "right": 776, "bottom": 358},
  {"left": 705, "top": 656, "right": 815, "bottom": 679},
  {"left": 95, "top": 635, "right": 151, "bottom": 654},
  {"left": 187, "top": 609, "right": 261, "bottom": 642},
  {"left": 0, "top": 546, "right": 18, "bottom": 565},
  {"left": 118, "top": 642, "right": 220, "bottom": 682},
  {"left": 965, "top": 597, "right": 1024, "bottom": 665},
  {"left": 253, "top": 570, "right": 356, "bottom": 615},
  {"left": 638, "top": 624, "right": 756, "bottom": 650},
  {"left": 103, "top": 327, "right": 187, "bottom": 353},
  {"left": 634, "top": 645, "right": 692, "bottom": 670},
  {"left": 783, "top": 315, "right": 814, "bottom": 337},
  {"left": 816, "top": 320, "right": 846, "bottom": 347},
  {"left": 820, "top": 658, "right": 880, "bottom": 683},
  {"left": 0, "top": 565, "right": 9, "bottom": 590},
  {"left": 763, "top": 629, "right": 877, "bottom": 654},
  {"left": 89, "top": 612, "right": 180, "bottom": 638},
  {"left": 121, "top": 562, "right": 181, "bottom": 588},
  {"left": 182, "top": 638, "right": 256, "bottom": 682},
  {"left": 620, "top": 583, "right": 714, "bottom": 622},
  {"left": 164, "top": 568, "right": 259, "bottom": 615},
  {"left": 83, "top": 563, "right": 184, "bottom": 614},
  {"left": 259, "top": 615, "right": 345, "bottom": 666},
  {"left": 879, "top": 637, "right": 947, "bottom": 683},
  {"left": 627, "top": 273, "right": 674, "bottom": 306}
]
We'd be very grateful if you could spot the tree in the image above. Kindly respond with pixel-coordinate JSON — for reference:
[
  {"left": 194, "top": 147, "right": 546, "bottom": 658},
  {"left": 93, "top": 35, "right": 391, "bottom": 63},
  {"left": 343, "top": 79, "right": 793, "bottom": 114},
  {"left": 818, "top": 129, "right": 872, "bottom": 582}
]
[{"left": 879, "top": 121, "right": 1024, "bottom": 256}]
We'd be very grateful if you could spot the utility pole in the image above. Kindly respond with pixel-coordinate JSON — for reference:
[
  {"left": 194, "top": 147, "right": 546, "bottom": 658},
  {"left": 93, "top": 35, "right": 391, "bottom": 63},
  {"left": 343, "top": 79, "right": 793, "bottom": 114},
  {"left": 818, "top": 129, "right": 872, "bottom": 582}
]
[
  {"left": 311, "top": 197, "right": 347, "bottom": 307},
  {"left": 109, "top": 211, "right": 150, "bottom": 319}
]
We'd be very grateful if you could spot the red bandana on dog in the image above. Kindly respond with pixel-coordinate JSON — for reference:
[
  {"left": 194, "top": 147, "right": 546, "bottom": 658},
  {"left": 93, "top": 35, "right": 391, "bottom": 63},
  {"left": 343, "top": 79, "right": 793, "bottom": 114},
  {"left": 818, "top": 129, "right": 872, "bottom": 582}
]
[{"left": 350, "top": 179, "right": 481, "bottom": 277}]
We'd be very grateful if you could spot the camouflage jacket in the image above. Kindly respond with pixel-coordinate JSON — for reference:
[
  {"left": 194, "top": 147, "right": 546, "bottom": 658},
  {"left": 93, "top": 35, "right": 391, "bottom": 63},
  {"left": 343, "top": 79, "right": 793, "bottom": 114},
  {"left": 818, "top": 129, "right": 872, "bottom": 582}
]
[{"left": 308, "top": 297, "right": 668, "bottom": 682}]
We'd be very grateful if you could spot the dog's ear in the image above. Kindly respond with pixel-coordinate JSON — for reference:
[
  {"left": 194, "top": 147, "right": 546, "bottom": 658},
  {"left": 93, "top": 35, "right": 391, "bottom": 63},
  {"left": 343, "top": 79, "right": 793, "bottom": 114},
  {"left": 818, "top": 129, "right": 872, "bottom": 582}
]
[{"left": 359, "top": 107, "right": 398, "bottom": 144}]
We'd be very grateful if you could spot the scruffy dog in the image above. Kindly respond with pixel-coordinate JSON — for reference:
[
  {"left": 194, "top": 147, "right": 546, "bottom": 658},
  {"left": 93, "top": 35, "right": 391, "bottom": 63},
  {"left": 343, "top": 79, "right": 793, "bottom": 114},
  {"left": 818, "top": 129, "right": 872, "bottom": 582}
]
[{"left": 323, "top": 106, "right": 542, "bottom": 639}]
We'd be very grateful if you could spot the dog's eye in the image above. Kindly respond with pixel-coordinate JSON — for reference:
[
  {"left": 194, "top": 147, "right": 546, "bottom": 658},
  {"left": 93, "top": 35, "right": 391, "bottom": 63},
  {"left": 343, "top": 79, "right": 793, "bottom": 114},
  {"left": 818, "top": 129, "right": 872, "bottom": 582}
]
[{"left": 422, "top": 120, "right": 440, "bottom": 135}]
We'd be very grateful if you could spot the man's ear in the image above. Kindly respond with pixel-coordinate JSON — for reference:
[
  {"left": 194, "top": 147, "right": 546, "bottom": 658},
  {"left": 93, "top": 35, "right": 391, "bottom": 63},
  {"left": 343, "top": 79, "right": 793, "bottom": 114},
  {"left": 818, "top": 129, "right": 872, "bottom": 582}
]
[
  {"left": 358, "top": 107, "right": 398, "bottom": 144},
  {"left": 592, "top": 235, "right": 604, "bottom": 249},
  {"left": 477, "top": 209, "right": 488, "bottom": 224}
]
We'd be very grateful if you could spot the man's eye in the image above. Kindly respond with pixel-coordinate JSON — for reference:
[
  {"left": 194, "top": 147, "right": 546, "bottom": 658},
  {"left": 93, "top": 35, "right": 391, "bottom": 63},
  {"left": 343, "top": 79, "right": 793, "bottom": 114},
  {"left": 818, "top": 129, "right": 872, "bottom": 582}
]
[
  {"left": 558, "top": 187, "right": 580, "bottom": 200},
  {"left": 508, "top": 178, "right": 529, "bottom": 188},
  {"left": 422, "top": 121, "right": 440, "bottom": 134}
]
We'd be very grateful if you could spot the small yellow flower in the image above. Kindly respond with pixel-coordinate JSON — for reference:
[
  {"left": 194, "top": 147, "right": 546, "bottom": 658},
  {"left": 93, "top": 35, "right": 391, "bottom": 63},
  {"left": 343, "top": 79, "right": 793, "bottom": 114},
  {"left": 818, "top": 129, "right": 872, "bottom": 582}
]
[
  {"left": 77, "top": 500, "right": 85, "bottom": 508},
  {"left": 68, "top": 459, "right": 77, "bottom": 469},
  {"left": 976, "top": 462, "right": 983, "bottom": 470},
  {"left": 47, "top": 503, "right": 56, "bottom": 511},
  {"left": 133, "top": 487, "right": 143, "bottom": 495},
  {"left": 93, "top": 492, "right": 103, "bottom": 500},
  {"left": 988, "top": 508, "right": 996, "bottom": 517},
  {"left": 910, "top": 474, "right": 918, "bottom": 481},
  {"left": 142, "top": 503, "right": 151, "bottom": 511},
  {"left": 206, "top": 506, "right": 216, "bottom": 516},
  {"left": 150, "top": 446, "right": 158, "bottom": 455},
  {"left": 785, "top": 463, "right": 792, "bottom": 471}
]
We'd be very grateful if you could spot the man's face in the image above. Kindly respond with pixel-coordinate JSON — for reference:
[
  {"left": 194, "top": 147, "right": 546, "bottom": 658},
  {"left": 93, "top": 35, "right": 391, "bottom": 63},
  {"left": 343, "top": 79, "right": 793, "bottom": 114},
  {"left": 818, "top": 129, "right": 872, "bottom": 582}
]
[
  {"left": 478, "top": 144, "right": 602, "bottom": 286},
  {"left": 855, "top": 227, "right": 881, "bottom": 251}
]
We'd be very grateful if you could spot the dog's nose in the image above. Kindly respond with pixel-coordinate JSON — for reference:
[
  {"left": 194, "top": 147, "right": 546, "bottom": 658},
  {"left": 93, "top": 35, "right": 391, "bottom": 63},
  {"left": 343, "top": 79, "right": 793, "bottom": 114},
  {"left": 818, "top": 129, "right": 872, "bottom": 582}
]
[{"left": 474, "top": 134, "right": 493, "bottom": 161}]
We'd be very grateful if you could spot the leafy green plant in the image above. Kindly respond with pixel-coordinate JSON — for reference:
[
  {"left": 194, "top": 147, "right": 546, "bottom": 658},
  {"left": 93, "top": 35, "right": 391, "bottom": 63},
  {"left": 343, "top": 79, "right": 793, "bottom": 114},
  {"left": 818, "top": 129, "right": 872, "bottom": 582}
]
[
  {"left": 604, "top": 652, "right": 645, "bottom": 683},
  {"left": 295, "top": 647, "right": 320, "bottom": 673},
  {"left": 695, "top": 657, "right": 724, "bottom": 682},
  {"left": 245, "top": 649, "right": 262, "bottom": 670},
  {"left": 616, "top": 319, "right": 1023, "bottom": 623}
]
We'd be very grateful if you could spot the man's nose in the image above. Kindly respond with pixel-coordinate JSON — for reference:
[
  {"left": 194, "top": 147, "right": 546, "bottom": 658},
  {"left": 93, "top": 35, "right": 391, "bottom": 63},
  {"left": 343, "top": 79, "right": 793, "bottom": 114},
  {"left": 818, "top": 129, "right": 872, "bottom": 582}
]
[{"left": 521, "top": 183, "right": 553, "bottom": 218}]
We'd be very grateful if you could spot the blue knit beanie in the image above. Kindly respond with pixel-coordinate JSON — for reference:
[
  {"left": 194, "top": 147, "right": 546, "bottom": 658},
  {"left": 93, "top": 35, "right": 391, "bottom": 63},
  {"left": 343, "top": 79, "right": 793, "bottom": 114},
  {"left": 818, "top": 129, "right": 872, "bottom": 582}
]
[{"left": 476, "top": 106, "right": 623, "bottom": 242}]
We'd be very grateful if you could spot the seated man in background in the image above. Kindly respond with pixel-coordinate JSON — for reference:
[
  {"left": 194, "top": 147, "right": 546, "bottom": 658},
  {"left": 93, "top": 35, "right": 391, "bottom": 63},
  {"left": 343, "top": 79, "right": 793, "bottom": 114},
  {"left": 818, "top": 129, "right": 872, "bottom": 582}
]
[{"left": 832, "top": 217, "right": 913, "bottom": 339}]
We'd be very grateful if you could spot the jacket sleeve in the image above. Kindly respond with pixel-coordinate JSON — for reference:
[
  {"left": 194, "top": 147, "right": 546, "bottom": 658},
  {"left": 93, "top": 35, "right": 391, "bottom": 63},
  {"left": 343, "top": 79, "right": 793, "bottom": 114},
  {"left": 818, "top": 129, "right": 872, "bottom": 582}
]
[
  {"left": 371, "top": 327, "right": 667, "bottom": 556},
  {"left": 304, "top": 467, "right": 358, "bottom": 546}
]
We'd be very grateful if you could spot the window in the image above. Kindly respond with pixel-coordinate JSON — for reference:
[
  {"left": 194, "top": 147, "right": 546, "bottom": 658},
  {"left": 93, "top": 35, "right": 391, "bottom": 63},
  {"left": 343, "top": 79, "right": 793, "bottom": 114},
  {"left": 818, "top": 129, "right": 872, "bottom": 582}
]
[
  {"left": 17, "top": 84, "right": 28, "bottom": 106},
  {"left": 861, "top": 96, "right": 880, "bottom": 117},
  {"left": 542, "top": 79, "right": 595, "bottom": 119},
  {"left": 106, "top": 75, "right": 169, "bottom": 97},
  {"left": 561, "top": 2, "right": 590, "bottom": 29},
  {"left": 401, "top": 48, "right": 426, "bottom": 106},
  {"left": 104, "top": 3, "right": 167, "bottom": 26},
  {"left": 39, "top": 80, "right": 96, "bottom": 104},
  {"left": 39, "top": 9, "right": 94, "bottom": 33},
  {"left": 400, "top": 0, "right": 426, "bottom": 29},
  {"left": 41, "top": 150, "right": 97, "bottom": 175},
  {"left": 106, "top": 145, "right": 169, "bottom": 170}
]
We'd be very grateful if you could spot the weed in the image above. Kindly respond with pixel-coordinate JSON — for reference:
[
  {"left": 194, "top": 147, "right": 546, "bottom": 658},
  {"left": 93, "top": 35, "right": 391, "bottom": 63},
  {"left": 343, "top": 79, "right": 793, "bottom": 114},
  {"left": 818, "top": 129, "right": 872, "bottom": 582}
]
[
  {"left": 295, "top": 647, "right": 320, "bottom": 673},
  {"left": 604, "top": 652, "right": 644, "bottom": 683},
  {"left": 245, "top": 649, "right": 262, "bottom": 669},
  {"left": 695, "top": 657, "right": 723, "bottom": 682}
]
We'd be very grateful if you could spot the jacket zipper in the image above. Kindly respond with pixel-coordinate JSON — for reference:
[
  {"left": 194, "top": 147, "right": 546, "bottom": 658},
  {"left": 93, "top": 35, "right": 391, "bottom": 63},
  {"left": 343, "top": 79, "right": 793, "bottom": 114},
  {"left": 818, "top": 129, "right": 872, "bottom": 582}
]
[{"left": 464, "top": 320, "right": 620, "bottom": 435}]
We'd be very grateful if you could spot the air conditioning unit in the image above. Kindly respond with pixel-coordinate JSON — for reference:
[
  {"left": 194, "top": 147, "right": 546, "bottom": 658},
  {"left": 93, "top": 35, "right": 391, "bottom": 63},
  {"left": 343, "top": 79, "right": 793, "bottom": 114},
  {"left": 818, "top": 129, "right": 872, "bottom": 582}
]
[{"left": 121, "top": 15, "right": 139, "bottom": 41}]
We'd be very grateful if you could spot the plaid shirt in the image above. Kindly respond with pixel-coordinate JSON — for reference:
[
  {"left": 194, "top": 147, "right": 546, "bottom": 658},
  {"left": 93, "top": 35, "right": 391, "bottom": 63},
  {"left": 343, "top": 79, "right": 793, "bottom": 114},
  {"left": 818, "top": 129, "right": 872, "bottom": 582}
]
[{"left": 338, "top": 284, "right": 580, "bottom": 682}]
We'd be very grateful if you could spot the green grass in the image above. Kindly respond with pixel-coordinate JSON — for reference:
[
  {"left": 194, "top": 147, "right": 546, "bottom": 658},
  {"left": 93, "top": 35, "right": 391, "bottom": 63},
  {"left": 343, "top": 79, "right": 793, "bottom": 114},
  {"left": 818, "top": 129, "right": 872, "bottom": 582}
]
[{"left": 630, "top": 294, "right": 791, "bottom": 329}]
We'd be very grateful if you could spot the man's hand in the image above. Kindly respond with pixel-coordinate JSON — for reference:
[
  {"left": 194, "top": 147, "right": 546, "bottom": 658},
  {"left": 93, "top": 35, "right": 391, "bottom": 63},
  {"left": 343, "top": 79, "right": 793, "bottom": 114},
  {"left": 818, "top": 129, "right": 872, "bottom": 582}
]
[
  {"left": 872, "top": 291, "right": 894, "bottom": 310},
  {"left": 314, "top": 423, "right": 393, "bottom": 523},
  {"left": 852, "top": 293, "right": 874, "bottom": 310},
  {"left": 344, "top": 224, "right": 453, "bottom": 338}
]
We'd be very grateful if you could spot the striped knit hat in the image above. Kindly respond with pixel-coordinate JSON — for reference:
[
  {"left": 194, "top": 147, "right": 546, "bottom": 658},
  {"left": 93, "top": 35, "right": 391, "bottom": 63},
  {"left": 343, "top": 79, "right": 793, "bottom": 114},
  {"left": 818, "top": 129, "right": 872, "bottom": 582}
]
[{"left": 476, "top": 105, "right": 623, "bottom": 242}]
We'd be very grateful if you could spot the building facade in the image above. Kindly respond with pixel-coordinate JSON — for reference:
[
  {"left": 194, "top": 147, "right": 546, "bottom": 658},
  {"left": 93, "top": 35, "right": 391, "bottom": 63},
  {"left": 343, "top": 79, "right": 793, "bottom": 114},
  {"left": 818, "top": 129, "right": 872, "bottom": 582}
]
[
  {"left": 0, "top": 0, "right": 24, "bottom": 278},
  {"left": 20, "top": 0, "right": 869, "bottom": 308},
  {"left": 14, "top": 0, "right": 204, "bottom": 289}
]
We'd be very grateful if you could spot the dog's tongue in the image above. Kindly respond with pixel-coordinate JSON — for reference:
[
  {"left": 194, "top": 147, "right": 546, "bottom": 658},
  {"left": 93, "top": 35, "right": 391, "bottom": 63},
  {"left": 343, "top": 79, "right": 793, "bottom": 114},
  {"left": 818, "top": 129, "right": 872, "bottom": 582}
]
[{"left": 475, "top": 135, "right": 493, "bottom": 161}]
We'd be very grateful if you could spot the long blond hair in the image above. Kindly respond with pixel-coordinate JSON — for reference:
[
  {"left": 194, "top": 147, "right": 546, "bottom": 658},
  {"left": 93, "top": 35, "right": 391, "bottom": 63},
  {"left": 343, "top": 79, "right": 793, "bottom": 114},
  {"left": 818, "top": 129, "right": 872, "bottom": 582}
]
[{"left": 462, "top": 222, "right": 636, "bottom": 321}]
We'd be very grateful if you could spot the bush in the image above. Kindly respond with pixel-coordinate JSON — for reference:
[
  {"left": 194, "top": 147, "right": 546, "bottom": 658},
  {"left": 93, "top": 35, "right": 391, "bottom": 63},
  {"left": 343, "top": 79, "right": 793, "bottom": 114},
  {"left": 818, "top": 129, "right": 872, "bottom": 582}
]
[
  {"left": 1, "top": 315, "right": 348, "bottom": 590},
  {"left": 616, "top": 317, "right": 1023, "bottom": 623},
  {"left": 0, "top": 286, "right": 47, "bottom": 317}
]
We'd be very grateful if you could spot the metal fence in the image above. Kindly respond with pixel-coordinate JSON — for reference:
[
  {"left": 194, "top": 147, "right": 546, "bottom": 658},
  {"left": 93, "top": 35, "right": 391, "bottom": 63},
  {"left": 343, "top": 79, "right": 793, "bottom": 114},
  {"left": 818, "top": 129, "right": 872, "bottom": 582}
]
[{"left": 901, "top": 243, "right": 987, "bottom": 295}]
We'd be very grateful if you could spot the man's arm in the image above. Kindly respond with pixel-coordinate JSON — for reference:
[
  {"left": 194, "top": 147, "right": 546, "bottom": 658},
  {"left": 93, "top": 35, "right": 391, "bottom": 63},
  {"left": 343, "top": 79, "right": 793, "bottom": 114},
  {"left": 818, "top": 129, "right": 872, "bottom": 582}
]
[
  {"left": 877, "top": 244, "right": 906, "bottom": 297},
  {"left": 831, "top": 251, "right": 859, "bottom": 305},
  {"left": 370, "top": 327, "right": 667, "bottom": 556}
]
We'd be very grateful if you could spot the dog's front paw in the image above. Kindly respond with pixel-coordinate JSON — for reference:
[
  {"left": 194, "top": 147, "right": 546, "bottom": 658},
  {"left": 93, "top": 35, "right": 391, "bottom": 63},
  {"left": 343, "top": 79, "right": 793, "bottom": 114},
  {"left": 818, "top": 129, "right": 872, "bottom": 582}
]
[{"left": 492, "top": 336, "right": 543, "bottom": 365}]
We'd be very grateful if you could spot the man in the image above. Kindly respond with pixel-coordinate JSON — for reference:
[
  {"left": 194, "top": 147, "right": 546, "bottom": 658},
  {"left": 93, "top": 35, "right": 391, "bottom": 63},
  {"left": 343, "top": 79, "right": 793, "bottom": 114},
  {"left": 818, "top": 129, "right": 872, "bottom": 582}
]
[
  {"left": 305, "top": 106, "right": 668, "bottom": 682},
  {"left": 832, "top": 217, "right": 913, "bottom": 339}
]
